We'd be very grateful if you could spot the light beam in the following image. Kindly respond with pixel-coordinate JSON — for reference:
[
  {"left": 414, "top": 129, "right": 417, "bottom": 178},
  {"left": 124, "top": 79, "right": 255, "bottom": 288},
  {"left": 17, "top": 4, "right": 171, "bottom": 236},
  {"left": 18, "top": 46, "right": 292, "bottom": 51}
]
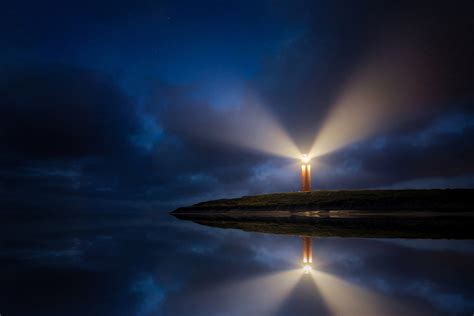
[
  {"left": 309, "top": 38, "right": 438, "bottom": 158},
  {"left": 168, "top": 92, "right": 302, "bottom": 159}
]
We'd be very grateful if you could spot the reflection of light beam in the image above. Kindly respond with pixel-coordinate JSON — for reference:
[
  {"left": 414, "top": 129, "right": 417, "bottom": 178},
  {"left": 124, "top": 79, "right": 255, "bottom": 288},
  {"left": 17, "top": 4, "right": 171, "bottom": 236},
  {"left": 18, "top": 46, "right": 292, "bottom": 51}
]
[
  {"left": 309, "top": 270, "right": 409, "bottom": 316},
  {"left": 225, "top": 269, "right": 303, "bottom": 315},
  {"left": 198, "top": 269, "right": 303, "bottom": 316}
]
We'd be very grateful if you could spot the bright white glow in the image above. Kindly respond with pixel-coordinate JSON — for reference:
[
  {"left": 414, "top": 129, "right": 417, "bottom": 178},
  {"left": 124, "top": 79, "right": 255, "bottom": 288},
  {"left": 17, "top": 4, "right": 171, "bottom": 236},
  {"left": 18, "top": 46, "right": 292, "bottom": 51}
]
[
  {"left": 303, "top": 264, "right": 312, "bottom": 274},
  {"left": 301, "top": 154, "right": 310, "bottom": 164}
]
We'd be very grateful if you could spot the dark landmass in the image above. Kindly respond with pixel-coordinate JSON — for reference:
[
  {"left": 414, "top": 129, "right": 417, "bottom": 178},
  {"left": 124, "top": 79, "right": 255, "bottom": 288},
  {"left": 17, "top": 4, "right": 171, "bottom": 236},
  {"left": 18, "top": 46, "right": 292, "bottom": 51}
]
[
  {"left": 173, "top": 189, "right": 474, "bottom": 213},
  {"left": 173, "top": 212, "right": 474, "bottom": 239},
  {"left": 172, "top": 189, "right": 474, "bottom": 239}
]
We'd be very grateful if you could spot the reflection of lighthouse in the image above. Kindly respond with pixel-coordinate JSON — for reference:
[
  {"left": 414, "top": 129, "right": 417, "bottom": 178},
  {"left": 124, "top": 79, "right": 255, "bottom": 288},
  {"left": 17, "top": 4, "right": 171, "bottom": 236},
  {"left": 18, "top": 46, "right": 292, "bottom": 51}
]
[{"left": 302, "top": 236, "right": 313, "bottom": 273}]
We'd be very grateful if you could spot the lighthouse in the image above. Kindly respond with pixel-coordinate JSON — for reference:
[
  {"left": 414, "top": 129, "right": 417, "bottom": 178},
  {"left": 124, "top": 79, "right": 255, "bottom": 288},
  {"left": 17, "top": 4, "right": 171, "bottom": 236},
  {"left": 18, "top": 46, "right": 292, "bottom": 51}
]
[{"left": 301, "top": 154, "right": 311, "bottom": 192}]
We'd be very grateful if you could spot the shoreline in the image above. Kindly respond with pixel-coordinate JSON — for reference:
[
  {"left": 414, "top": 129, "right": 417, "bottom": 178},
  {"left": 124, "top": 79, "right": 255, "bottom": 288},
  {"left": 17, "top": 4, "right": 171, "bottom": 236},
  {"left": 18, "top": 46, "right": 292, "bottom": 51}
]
[{"left": 172, "top": 189, "right": 474, "bottom": 214}]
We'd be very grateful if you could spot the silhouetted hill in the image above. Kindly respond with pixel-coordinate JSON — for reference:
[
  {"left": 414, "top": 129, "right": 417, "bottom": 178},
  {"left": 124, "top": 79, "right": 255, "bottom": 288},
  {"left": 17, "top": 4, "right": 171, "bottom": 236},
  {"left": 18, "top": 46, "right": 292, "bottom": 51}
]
[{"left": 173, "top": 189, "right": 473, "bottom": 213}]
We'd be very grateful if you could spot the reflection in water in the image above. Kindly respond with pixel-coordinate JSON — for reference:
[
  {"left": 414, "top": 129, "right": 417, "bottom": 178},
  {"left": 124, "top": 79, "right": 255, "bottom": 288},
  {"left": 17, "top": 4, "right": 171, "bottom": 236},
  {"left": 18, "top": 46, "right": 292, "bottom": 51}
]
[
  {"left": 310, "top": 270, "right": 404, "bottom": 316},
  {"left": 1, "top": 212, "right": 473, "bottom": 315},
  {"left": 294, "top": 236, "right": 422, "bottom": 315},
  {"left": 203, "top": 269, "right": 304, "bottom": 315},
  {"left": 301, "top": 236, "right": 312, "bottom": 273}
]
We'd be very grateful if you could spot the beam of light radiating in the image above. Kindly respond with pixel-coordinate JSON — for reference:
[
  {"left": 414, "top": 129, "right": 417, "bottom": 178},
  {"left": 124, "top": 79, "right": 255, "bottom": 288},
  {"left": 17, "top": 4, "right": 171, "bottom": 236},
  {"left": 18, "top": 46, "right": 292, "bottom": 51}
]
[
  {"left": 309, "top": 270, "right": 417, "bottom": 316},
  {"left": 309, "top": 39, "right": 439, "bottom": 159},
  {"left": 227, "top": 100, "right": 301, "bottom": 159},
  {"left": 163, "top": 91, "right": 301, "bottom": 159}
]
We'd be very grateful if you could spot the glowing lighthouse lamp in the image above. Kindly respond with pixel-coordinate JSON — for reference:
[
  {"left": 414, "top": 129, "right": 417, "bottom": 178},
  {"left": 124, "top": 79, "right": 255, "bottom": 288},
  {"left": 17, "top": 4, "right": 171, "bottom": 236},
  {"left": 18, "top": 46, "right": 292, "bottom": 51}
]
[{"left": 300, "top": 154, "right": 311, "bottom": 192}]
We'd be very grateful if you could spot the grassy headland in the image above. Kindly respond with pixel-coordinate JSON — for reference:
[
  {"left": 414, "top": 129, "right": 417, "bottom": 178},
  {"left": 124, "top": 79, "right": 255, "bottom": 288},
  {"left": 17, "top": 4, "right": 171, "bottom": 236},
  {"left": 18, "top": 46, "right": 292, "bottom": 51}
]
[
  {"left": 173, "top": 189, "right": 473, "bottom": 214},
  {"left": 172, "top": 189, "right": 474, "bottom": 239}
]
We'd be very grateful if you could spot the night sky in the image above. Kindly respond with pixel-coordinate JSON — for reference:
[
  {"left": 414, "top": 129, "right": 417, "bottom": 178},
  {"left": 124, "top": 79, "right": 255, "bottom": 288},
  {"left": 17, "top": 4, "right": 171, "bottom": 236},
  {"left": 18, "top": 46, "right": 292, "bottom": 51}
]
[{"left": 1, "top": 0, "right": 473, "bottom": 212}]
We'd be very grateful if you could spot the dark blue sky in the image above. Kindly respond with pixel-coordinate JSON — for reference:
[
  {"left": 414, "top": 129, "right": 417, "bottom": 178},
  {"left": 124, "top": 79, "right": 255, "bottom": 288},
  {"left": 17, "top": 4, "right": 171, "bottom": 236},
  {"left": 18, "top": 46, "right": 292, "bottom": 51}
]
[{"left": 0, "top": 0, "right": 473, "bottom": 211}]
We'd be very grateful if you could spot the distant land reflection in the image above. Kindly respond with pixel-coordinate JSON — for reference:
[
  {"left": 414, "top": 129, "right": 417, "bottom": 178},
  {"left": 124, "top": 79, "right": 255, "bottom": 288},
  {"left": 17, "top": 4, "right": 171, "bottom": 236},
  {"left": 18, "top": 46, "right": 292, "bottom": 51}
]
[
  {"left": 173, "top": 210, "right": 474, "bottom": 239},
  {"left": 0, "top": 211, "right": 473, "bottom": 316}
]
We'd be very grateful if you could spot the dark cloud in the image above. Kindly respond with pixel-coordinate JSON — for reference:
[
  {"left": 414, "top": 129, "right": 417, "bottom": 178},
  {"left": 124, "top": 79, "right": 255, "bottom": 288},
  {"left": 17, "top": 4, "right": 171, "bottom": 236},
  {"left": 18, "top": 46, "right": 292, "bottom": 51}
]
[
  {"left": 0, "top": 64, "right": 139, "bottom": 159},
  {"left": 0, "top": 65, "right": 269, "bottom": 211},
  {"left": 314, "top": 119, "right": 474, "bottom": 189},
  {"left": 0, "top": 63, "right": 151, "bottom": 209}
]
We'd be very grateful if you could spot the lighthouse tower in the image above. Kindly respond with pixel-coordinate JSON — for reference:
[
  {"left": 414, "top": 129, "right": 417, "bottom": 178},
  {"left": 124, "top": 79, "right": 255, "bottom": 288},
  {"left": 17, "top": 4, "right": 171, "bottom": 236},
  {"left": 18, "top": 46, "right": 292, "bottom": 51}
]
[{"left": 301, "top": 154, "right": 311, "bottom": 192}]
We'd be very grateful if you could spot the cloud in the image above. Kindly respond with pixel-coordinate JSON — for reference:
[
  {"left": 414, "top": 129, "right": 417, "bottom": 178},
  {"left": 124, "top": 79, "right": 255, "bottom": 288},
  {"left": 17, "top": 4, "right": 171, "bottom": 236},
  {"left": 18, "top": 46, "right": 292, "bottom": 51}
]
[
  {"left": 0, "top": 63, "right": 282, "bottom": 211},
  {"left": 0, "top": 63, "right": 150, "bottom": 208},
  {"left": 314, "top": 116, "right": 474, "bottom": 189},
  {"left": 0, "top": 63, "right": 139, "bottom": 159},
  {"left": 0, "top": 1, "right": 473, "bottom": 212},
  {"left": 257, "top": 0, "right": 474, "bottom": 153}
]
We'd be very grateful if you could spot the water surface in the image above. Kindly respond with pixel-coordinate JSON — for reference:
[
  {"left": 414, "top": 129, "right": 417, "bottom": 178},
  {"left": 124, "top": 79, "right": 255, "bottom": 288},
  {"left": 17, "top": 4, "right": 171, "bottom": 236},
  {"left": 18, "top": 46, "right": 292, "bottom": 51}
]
[{"left": 1, "top": 211, "right": 473, "bottom": 316}]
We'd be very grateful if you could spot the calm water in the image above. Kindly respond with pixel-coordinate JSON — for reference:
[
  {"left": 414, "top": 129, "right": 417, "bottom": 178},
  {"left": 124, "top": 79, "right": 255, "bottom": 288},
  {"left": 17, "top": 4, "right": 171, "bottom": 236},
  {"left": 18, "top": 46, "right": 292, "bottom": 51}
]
[{"left": 1, "top": 211, "right": 473, "bottom": 316}]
